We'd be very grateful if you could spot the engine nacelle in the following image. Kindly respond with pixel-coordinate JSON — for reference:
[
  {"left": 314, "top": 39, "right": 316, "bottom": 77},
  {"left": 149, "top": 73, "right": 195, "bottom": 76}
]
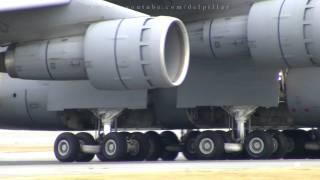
[
  {"left": 187, "top": 0, "right": 320, "bottom": 68},
  {"left": 248, "top": 0, "right": 320, "bottom": 67},
  {"left": 5, "top": 16, "right": 190, "bottom": 90},
  {"left": 187, "top": 16, "right": 250, "bottom": 60}
]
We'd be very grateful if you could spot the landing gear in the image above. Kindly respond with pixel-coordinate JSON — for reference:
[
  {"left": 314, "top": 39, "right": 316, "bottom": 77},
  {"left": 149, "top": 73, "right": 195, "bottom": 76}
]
[
  {"left": 52, "top": 109, "right": 319, "bottom": 162},
  {"left": 96, "top": 132, "right": 149, "bottom": 162},
  {"left": 194, "top": 131, "right": 225, "bottom": 160},
  {"left": 100, "top": 132, "right": 127, "bottom": 161},
  {"left": 267, "top": 130, "right": 289, "bottom": 159},
  {"left": 127, "top": 132, "right": 149, "bottom": 161},
  {"left": 283, "top": 130, "right": 307, "bottom": 159},
  {"left": 76, "top": 132, "right": 96, "bottom": 162},
  {"left": 305, "top": 130, "right": 320, "bottom": 159},
  {"left": 244, "top": 130, "right": 274, "bottom": 159},
  {"left": 145, "top": 131, "right": 162, "bottom": 161},
  {"left": 181, "top": 131, "right": 200, "bottom": 160},
  {"left": 160, "top": 131, "right": 179, "bottom": 161},
  {"left": 54, "top": 132, "right": 80, "bottom": 162},
  {"left": 53, "top": 129, "right": 320, "bottom": 162}
]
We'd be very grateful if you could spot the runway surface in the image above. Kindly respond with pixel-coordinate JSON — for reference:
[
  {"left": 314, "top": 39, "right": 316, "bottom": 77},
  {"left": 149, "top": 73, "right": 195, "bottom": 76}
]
[
  {"left": 1, "top": 130, "right": 320, "bottom": 179},
  {"left": 1, "top": 153, "right": 320, "bottom": 180}
]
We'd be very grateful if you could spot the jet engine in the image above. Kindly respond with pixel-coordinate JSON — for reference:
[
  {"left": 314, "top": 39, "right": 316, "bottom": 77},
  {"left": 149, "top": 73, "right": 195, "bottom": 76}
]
[
  {"left": 4, "top": 16, "right": 189, "bottom": 90},
  {"left": 248, "top": 0, "right": 320, "bottom": 67},
  {"left": 187, "top": 0, "right": 320, "bottom": 69}
]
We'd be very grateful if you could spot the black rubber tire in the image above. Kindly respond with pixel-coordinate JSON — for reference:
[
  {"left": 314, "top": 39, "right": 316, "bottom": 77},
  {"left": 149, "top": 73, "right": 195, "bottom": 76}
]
[
  {"left": 283, "top": 130, "right": 308, "bottom": 159},
  {"left": 95, "top": 136, "right": 108, "bottom": 162},
  {"left": 54, "top": 132, "right": 80, "bottom": 162},
  {"left": 100, "top": 132, "right": 127, "bottom": 161},
  {"left": 306, "top": 130, "right": 320, "bottom": 159},
  {"left": 267, "top": 130, "right": 289, "bottom": 159},
  {"left": 194, "top": 131, "right": 225, "bottom": 160},
  {"left": 127, "top": 132, "right": 149, "bottom": 161},
  {"left": 160, "top": 131, "right": 180, "bottom": 161},
  {"left": 120, "top": 132, "right": 131, "bottom": 138},
  {"left": 96, "top": 152, "right": 108, "bottom": 162},
  {"left": 75, "top": 132, "right": 96, "bottom": 162},
  {"left": 145, "top": 131, "right": 162, "bottom": 161},
  {"left": 244, "top": 130, "right": 274, "bottom": 159},
  {"left": 216, "top": 130, "right": 232, "bottom": 143},
  {"left": 182, "top": 131, "right": 200, "bottom": 160}
]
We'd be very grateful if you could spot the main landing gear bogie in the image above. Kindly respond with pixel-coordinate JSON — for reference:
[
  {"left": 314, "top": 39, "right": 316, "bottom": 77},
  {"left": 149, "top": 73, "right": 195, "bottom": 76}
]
[
  {"left": 54, "top": 128, "right": 320, "bottom": 162},
  {"left": 54, "top": 131, "right": 182, "bottom": 163}
]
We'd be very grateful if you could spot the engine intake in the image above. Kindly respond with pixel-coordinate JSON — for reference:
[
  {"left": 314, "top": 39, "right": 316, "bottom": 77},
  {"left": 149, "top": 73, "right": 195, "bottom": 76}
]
[
  {"left": 5, "top": 16, "right": 190, "bottom": 90},
  {"left": 85, "top": 16, "right": 189, "bottom": 90}
]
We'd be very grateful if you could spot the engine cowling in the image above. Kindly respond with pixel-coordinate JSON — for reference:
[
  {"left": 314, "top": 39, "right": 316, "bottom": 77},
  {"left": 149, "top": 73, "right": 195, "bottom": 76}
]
[
  {"left": 187, "top": 0, "right": 320, "bottom": 68},
  {"left": 248, "top": 0, "right": 320, "bottom": 67},
  {"left": 5, "top": 16, "right": 190, "bottom": 90},
  {"left": 187, "top": 16, "right": 250, "bottom": 60}
]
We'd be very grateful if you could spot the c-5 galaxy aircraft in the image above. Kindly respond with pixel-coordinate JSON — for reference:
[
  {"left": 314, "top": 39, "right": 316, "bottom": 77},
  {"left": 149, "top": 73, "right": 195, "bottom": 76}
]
[{"left": 0, "top": 0, "right": 320, "bottom": 162}]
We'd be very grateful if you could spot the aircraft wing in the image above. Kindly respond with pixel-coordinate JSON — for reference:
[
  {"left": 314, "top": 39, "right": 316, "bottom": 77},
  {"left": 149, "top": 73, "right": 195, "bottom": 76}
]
[
  {"left": 0, "top": 0, "right": 71, "bottom": 12},
  {"left": 107, "top": 0, "right": 255, "bottom": 22}
]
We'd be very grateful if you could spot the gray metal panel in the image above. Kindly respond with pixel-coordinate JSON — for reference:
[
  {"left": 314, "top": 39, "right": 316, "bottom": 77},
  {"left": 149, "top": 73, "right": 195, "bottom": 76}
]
[
  {"left": 47, "top": 80, "right": 147, "bottom": 111},
  {"left": 286, "top": 67, "right": 320, "bottom": 127},
  {"left": 177, "top": 59, "right": 280, "bottom": 107},
  {"left": 151, "top": 88, "right": 195, "bottom": 129},
  {"left": 0, "top": 74, "right": 63, "bottom": 129},
  {"left": 26, "top": 87, "right": 60, "bottom": 127}
]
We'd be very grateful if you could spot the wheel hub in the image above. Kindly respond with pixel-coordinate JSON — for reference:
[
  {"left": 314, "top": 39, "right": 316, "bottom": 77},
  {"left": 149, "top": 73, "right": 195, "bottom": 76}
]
[
  {"left": 105, "top": 139, "right": 117, "bottom": 156},
  {"left": 58, "top": 140, "right": 70, "bottom": 156},
  {"left": 249, "top": 137, "right": 264, "bottom": 154},
  {"left": 128, "top": 139, "right": 140, "bottom": 156},
  {"left": 199, "top": 138, "right": 215, "bottom": 155}
]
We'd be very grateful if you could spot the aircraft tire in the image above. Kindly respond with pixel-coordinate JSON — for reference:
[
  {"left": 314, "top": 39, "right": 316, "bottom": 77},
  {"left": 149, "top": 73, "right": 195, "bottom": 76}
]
[
  {"left": 194, "top": 131, "right": 225, "bottom": 160},
  {"left": 267, "top": 130, "right": 289, "bottom": 159},
  {"left": 75, "top": 132, "right": 96, "bottom": 162},
  {"left": 244, "top": 130, "right": 274, "bottom": 159},
  {"left": 96, "top": 152, "right": 108, "bottom": 162},
  {"left": 306, "top": 130, "right": 320, "bottom": 159},
  {"left": 95, "top": 136, "right": 108, "bottom": 162},
  {"left": 54, "top": 132, "right": 80, "bottom": 162},
  {"left": 160, "top": 131, "right": 179, "bottom": 161},
  {"left": 182, "top": 131, "right": 200, "bottom": 160},
  {"left": 145, "top": 131, "right": 162, "bottom": 161},
  {"left": 100, "top": 132, "right": 127, "bottom": 161},
  {"left": 127, "top": 132, "right": 149, "bottom": 161},
  {"left": 283, "top": 130, "right": 307, "bottom": 159}
]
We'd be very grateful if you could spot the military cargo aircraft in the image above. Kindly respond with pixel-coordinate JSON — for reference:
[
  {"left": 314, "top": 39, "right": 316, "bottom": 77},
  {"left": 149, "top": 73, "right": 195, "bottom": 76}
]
[{"left": 0, "top": 0, "right": 320, "bottom": 162}]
